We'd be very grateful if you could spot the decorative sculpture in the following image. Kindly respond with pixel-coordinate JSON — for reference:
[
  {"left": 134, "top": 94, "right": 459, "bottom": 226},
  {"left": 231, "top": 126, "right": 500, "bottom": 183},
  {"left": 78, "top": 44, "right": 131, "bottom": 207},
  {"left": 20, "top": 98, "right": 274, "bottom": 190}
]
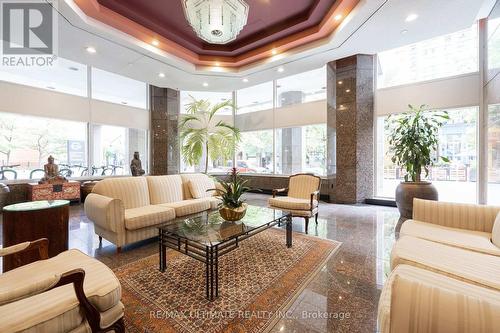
[
  {"left": 39, "top": 155, "right": 68, "bottom": 184},
  {"left": 130, "top": 152, "right": 145, "bottom": 176}
]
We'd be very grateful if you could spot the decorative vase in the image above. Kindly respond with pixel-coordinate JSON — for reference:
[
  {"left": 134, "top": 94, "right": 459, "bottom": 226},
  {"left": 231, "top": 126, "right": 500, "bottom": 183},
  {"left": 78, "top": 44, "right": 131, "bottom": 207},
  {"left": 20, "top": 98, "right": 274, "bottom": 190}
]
[
  {"left": 219, "top": 203, "right": 248, "bottom": 222},
  {"left": 395, "top": 181, "right": 438, "bottom": 220}
]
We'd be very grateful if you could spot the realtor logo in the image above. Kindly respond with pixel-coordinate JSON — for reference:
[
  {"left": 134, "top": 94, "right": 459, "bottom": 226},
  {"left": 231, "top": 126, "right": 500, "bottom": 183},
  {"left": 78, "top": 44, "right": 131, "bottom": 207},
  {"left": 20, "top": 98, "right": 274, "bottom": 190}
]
[{"left": 1, "top": 0, "right": 58, "bottom": 67}]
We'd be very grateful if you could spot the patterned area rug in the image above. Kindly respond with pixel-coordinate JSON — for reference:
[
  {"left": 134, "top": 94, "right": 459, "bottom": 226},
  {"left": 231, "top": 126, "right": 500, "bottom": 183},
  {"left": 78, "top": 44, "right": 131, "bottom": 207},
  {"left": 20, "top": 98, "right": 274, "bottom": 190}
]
[{"left": 114, "top": 228, "right": 341, "bottom": 333}]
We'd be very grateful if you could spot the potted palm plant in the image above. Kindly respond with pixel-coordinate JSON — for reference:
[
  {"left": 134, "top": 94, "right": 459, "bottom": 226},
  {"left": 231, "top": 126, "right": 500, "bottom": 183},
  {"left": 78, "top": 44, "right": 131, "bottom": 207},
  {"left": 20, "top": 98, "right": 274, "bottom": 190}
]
[
  {"left": 179, "top": 96, "right": 240, "bottom": 174},
  {"left": 212, "top": 168, "right": 251, "bottom": 221},
  {"left": 387, "top": 104, "right": 449, "bottom": 219}
]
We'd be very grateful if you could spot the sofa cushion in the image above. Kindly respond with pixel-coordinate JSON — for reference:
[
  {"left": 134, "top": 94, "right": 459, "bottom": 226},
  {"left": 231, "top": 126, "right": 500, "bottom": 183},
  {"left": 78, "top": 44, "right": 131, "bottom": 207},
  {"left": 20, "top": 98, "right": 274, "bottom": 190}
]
[
  {"left": 181, "top": 173, "right": 215, "bottom": 199},
  {"left": 124, "top": 205, "right": 175, "bottom": 230},
  {"left": 400, "top": 220, "right": 500, "bottom": 256},
  {"left": 146, "top": 175, "right": 183, "bottom": 204},
  {"left": 288, "top": 174, "right": 320, "bottom": 200},
  {"left": 159, "top": 199, "right": 211, "bottom": 217},
  {"left": 0, "top": 249, "right": 120, "bottom": 313},
  {"left": 92, "top": 177, "right": 150, "bottom": 209},
  {"left": 391, "top": 236, "right": 500, "bottom": 291},
  {"left": 492, "top": 212, "right": 500, "bottom": 248},
  {"left": 187, "top": 175, "right": 216, "bottom": 199},
  {"left": 269, "top": 196, "right": 318, "bottom": 210}
]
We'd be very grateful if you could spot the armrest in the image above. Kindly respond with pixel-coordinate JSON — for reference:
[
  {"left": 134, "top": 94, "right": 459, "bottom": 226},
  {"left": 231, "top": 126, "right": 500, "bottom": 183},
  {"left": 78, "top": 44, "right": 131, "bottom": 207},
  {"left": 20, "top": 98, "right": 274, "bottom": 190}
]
[
  {"left": 0, "top": 238, "right": 48, "bottom": 260},
  {"left": 412, "top": 198, "right": 500, "bottom": 232},
  {"left": 310, "top": 190, "right": 320, "bottom": 208},
  {"left": 84, "top": 193, "right": 125, "bottom": 233},
  {"left": 272, "top": 188, "right": 288, "bottom": 198}
]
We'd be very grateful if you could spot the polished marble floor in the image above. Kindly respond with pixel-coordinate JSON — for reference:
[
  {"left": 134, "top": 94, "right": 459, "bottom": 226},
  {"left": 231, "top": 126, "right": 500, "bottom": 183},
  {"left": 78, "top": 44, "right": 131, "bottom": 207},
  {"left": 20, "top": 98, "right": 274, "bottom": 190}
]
[{"left": 1, "top": 194, "right": 401, "bottom": 333}]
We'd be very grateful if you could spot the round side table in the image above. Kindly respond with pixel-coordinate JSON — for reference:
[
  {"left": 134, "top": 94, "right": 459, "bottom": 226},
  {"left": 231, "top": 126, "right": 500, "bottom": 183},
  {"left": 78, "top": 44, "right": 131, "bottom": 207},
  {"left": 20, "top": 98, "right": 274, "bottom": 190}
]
[{"left": 2, "top": 200, "right": 69, "bottom": 272}]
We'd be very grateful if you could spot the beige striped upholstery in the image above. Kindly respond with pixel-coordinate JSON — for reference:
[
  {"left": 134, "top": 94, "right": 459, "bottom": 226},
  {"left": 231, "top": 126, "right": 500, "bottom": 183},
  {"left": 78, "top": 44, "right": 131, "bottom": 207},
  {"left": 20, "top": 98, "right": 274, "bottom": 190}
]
[
  {"left": 288, "top": 174, "right": 320, "bottom": 200},
  {"left": 268, "top": 196, "right": 318, "bottom": 210},
  {"left": 188, "top": 178, "right": 216, "bottom": 199},
  {"left": 84, "top": 193, "right": 124, "bottom": 233},
  {"left": 413, "top": 198, "right": 500, "bottom": 232},
  {"left": 92, "top": 177, "right": 150, "bottom": 209},
  {"left": 124, "top": 205, "right": 175, "bottom": 230},
  {"left": 0, "top": 249, "right": 122, "bottom": 333},
  {"left": 401, "top": 220, "right": 500, "bottom": 256},
  {"left": 391, "top": 236, "right": 500, "bottom": 291},
  {"left": 379, "top": 265, "right": 500, "bottom": 333},
  {"left": 146, "top": 175, "right": 183, "bottom": 204},
  {"left": 160, "top": 199, "right": 211, "bottom": 217},
  {"left": 181, "top": 173, "right": 215, "bottom": 199},
  {"left": 493, "top": 213, "right": 500, "bottom": 247}
]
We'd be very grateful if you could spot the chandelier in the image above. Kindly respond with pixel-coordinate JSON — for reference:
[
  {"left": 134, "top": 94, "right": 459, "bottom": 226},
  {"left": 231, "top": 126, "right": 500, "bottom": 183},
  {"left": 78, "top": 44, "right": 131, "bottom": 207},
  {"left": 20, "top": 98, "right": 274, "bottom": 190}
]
[{"left": 182, "top": 0, "right": 249, "bottom": 44}]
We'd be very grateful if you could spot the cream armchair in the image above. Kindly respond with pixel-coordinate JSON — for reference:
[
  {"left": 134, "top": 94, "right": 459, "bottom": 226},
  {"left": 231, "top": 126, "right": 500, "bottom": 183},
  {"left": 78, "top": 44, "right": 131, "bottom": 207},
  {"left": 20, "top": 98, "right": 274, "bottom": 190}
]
[
  {"left": 268, "top": 173, "right": 321, "bottom": 232},
  {"left": 0, "top": 239, "right": 124, "bottom": 333}
]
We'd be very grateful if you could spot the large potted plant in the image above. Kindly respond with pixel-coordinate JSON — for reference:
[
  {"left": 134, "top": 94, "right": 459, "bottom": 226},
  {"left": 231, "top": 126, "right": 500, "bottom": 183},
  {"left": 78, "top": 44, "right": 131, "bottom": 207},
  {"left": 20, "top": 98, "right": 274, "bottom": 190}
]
[
  {"left": 212, "top": 168, "right": 251, "bottom": 221},
  {"left": 179, "top": 96, "right": 240, "bottom": 174},
  {"left": 387, "top": 104, "right": 449, "bottom": 219}
]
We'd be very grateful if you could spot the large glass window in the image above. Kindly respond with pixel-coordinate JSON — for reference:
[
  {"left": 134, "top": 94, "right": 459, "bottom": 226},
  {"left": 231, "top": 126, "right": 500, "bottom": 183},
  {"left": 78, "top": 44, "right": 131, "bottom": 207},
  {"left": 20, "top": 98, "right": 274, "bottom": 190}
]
[
  {"left": 0, "top": 112, "right": 87, "bottom": 180},
  {"left": 91, "top": 125, "right": 147, "bottom": 176},
  {"left": 276, "top": 67, "right": 326, "bottom": 107},
  {"left": 488, "top": 104, "right": 500, "bottom": 204},
  {"left": 275, "top": 124, "right": 326, "bottom": 176},
  {"left": 235, "top": 130, "right": 273, "bottom": 173},
  {"left": 92, "top": 68, "right": 147, "bottom": 108},
  {"left": 377, "top": 24, "right": 478, "bottom": 88},
  {"left": 488, "top": 5, "right": 500, "bottom": 72},
  {"left": 236, "top": 82, "right": 273, "bottom": 114},
  {"left": 0, "top": 57, "right": 87, "bottom": 96},
  {"left": 180, "top": 91, "right": 233, "bottom": 115},
  {"left": 377, "top": 107, "right": 478, "bottom": 203}
]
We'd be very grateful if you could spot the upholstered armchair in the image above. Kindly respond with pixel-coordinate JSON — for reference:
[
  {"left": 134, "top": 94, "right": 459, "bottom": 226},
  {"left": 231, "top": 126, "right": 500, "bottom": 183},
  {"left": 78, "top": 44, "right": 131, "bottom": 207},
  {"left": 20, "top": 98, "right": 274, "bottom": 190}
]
[
  {"left": 268, "top": 173, "right": 321, "bottom": 232},
  {"left": 0, "top": 239, "right": 124, "bottom": 333}
]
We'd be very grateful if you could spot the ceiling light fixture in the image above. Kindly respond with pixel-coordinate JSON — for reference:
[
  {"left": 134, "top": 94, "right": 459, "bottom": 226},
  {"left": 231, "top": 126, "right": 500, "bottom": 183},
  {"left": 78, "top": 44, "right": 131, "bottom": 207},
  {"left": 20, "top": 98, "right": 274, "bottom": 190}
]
[
  {"left": 203, "top": 82, "right": 209, "bottom": 87},
  {"left": 158, "top": 73, "right": 165, "bottom": 78},
  {"left": 271, "top": 49, "right": 278, "bottom": 55},
  {"left": 338, "top": 81, "right": 343, "bottom": 85},
  {"left": 334, "top": 14, "right": 343, "bottom": 21},
  {"left": 405, "top": 13, "right": 418, "bottom": 22},
  {"left": 277, "top": 67, "right": 284, "bottom": 73},
  {"left": 182, "top": 0, "right": 249, "bottom": 44},
  {"left": 85, "top": 46, "right": 96, "bottom": 54},
  {"left": 152, "top": 39, "right": 159, "bottom": 46},
  {"left": 242, "top": 78, "right": 249, "bottom": 83},
  {"left": 68, "top": 66, "right": 79, "bottom": 71}
]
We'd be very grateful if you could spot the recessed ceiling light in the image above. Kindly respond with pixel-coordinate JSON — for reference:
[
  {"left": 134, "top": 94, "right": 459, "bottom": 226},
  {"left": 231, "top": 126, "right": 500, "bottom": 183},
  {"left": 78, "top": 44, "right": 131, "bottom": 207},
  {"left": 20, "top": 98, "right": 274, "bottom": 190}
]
[
  {"left": 242, "top": 78, "right": 249, "bottom": 83},
  {"left": 214, "top": 62, "right": 220, "bottom": 66},
  {"left": 85, "top": 46, "right": 96, "bottom": 54},
  {"left": 68, "top": 66, "right": 79, "bottom": 71},
  {"left": 345, "top": 89, "right": 351, "bottom": 93},
  {"left": 271, "top": 49, "right": 278, "bottom": 55},
  {"left": 121, "top": 101, "right": 128, "bottom": 105},
  {"left": 152, "top": 39, "right": 159, "bottom": 46},
  {"left": 277, "top": 66, "right": 284, "bottom": 73},
  {"left": 46, "top": 86, "right": 56, "bottom": 90},
  {"left": 203, "top": 82, "right": 209, "bottom": 87},
  {"left": 158, "top": 72, "right": 165, "bottom": 78},
  {"left": 400, "top": 29, "right": 408, "bottom": 35},
  {"left": 334, "top": 14, "right": 343, "bottom": 21},
  {"left": 405, "top": 13, "right": 418, "bottom": 22},
  {"left": 338, "top": 81, "right": 343, "bottom": 85}
]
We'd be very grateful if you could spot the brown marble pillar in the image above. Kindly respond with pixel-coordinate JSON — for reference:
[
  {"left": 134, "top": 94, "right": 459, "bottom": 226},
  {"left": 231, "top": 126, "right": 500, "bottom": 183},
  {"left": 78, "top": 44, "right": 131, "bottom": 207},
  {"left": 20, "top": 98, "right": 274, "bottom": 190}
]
[
  {"left": 327, "top": 55, "right": 375, "bottom": 203},
  {"left": 150, "top": 86, "right": 180, "bottom": 175}
]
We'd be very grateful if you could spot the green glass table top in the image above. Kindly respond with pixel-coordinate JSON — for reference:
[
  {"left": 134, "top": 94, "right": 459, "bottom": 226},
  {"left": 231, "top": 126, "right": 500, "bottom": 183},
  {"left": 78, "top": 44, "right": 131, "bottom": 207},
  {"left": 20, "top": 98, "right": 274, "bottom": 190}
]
[
  {"left": 159, "top": 205, "right": 289, "bottom": 246},
  {"left": 3, "top": 200, "right": 70, "bottom": 212}
]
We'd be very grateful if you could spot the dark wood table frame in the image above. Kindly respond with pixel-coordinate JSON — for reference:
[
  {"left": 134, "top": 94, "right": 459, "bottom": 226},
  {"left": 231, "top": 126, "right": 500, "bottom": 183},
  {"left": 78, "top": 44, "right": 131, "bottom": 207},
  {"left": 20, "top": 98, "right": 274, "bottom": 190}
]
[{"left": 159, "top": 213, "right": 292, "bottom": 301}]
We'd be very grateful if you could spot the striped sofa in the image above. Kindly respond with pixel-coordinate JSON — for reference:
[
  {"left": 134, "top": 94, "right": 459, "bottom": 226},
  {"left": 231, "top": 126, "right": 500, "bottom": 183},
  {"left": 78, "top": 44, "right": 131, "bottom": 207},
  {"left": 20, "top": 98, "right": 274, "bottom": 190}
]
[
  {"left": 379, "top": 199, "right": 500, "bottom": 333},
  {"left": 84, "top": 174, "right": 220, "bottom": 252}
]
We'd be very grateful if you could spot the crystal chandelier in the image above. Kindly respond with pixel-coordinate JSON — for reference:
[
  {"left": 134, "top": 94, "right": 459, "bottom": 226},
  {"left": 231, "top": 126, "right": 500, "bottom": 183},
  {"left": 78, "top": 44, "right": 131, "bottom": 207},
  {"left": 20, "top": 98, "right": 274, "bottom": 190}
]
[{"left": 182, "top": 0, "right": 249, "bottom": 44}]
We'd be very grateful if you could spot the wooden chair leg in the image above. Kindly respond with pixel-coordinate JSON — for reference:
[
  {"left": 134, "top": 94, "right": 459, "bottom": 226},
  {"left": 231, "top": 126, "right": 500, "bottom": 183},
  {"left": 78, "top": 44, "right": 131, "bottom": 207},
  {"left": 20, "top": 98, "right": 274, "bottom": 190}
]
[
  {"left": 98, "top": 236, "right": 102, "bottom": 245},
  {"left": 315, "top": 212, "right": 319, "bottom": 224},
  {"left": 304, "top": 217, "right": 309, "bottom": 234},
  {"left": 116, "top": 247, "right": 122, "bottom": 254}
]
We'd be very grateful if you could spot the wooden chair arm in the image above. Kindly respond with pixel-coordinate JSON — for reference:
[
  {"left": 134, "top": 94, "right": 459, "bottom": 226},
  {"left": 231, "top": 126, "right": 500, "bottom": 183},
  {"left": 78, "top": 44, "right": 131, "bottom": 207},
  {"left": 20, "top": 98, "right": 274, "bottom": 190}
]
[
  {"left": 0, "top": 238, "right": 48, "bottom": 260},
  {"left": 272, "top": 188, "right": 288, "bottom": 198},
  {"left": 310, "top": 190, "right": 320, "bottom": 208},
  {"left": 50, "top": 269, "right": 103, "bottom": 333}
]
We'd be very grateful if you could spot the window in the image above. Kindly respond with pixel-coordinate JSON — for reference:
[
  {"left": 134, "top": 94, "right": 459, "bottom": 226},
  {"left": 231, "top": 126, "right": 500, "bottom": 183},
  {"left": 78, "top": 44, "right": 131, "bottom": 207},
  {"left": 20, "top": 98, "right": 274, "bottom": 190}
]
[
  {"left": 276, "top": 67, "right": 326, "bottom": 107},
  {"left": 377, "top": 24, "right": 478, "bottom": 88},
  {"left": 275, "top": 124, "right": 326, "bottom": 176},
  {"left": 91, "top": 68, "right": 147, "bottom": 108},
  {"left": 91, "top": 125, "right": 147, "bottom": 176},
  {"left": 0, "top": 57, "right": 87, "bottom": 96},
  {"left": 235, "top": 130, "right": 273, "bottom": 173},
  {"left": 181, "top": 91, "right": 233, "bottom": 115},
  {"left": 376, "top": 107, "right": 478, "bottom": 203},
  {"left": 488, "top": 104, "right": 500, "bottom": 204},
  {"left": 0, "top": 112, "right": 87, "bottom": 180},
  {"left": 488, "top": 5, "right": 500, "bottom": 72},
  {"left": 236, "top": 82, "right": 273, "bottom": 114}
]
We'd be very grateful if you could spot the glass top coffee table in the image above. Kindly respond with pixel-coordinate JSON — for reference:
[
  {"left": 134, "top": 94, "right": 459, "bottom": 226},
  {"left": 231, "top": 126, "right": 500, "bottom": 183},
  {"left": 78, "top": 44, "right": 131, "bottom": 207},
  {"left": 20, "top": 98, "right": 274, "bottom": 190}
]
[{"left": 158, "top": 205, "right": 292, "bottom": 301}]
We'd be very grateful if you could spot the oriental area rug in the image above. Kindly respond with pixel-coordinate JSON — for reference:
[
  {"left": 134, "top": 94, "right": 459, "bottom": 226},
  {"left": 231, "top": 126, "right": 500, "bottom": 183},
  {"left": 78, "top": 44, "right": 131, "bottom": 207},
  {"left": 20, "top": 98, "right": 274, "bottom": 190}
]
[{"left": 113, "top": 228, "right": 341, "bottom": 333}]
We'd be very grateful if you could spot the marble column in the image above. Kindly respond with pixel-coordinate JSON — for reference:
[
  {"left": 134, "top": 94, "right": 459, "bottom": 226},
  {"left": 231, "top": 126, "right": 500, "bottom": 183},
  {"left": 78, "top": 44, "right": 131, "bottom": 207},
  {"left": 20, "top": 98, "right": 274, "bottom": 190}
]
[
  {"left": 281, "top": 127, "right": 302, "bottom": 174},
  {"left": 150, "top": 86, "right": 180, "bottom": 175},
  {"left": 327, "top": 55, "right": 375, "bottom": 204}
]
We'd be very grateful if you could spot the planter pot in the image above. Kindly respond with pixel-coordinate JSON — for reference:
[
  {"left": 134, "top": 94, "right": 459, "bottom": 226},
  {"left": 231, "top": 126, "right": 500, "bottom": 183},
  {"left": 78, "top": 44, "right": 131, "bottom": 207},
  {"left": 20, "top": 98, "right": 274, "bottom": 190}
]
[
  {"left": 219, "top": 203, "right": 248, "bottom": 222},
  {"left": 395, "top": 181, "right": 438, "bottom": 219}
]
